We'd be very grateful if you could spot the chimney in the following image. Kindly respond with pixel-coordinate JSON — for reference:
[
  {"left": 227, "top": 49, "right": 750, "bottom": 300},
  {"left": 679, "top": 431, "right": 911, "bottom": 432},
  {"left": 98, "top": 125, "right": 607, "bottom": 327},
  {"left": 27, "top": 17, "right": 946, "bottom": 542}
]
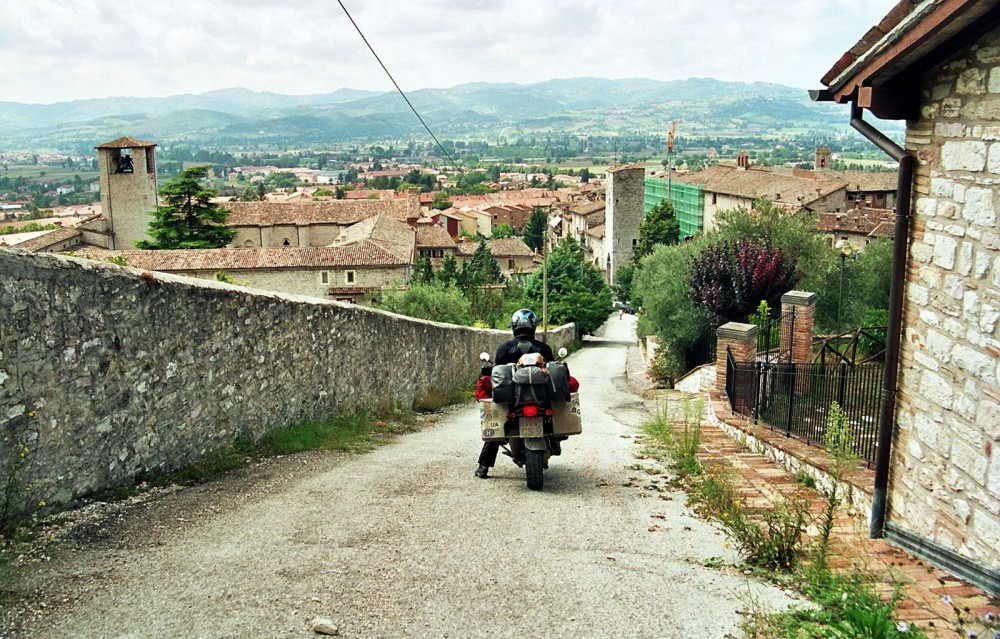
[{"left": 736, "top": 152, "right": 749, "bottom": 170}]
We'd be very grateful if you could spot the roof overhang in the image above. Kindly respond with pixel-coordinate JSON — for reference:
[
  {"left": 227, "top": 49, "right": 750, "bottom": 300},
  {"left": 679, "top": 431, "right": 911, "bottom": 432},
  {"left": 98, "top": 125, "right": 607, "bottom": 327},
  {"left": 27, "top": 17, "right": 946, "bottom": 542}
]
[{"left": 811, "top": 0, "right": 1000, "bottom": 119}]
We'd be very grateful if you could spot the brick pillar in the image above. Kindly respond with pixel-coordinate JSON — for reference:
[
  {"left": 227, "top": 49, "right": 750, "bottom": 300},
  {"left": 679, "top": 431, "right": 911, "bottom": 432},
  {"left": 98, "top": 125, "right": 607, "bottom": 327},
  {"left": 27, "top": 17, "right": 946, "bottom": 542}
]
[
  {"left": 780, "top": 290, "right": 816, "bottom": 394},
  {"left": 716, "top": 322, "right": 758, "bottom": 392}
]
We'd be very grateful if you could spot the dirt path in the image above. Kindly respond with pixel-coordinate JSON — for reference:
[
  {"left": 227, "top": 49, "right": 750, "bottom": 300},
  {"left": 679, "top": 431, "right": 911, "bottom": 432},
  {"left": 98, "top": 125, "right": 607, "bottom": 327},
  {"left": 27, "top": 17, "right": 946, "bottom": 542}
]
[{"left": 3, "top": 316, "right": 796, "bottom": 638}]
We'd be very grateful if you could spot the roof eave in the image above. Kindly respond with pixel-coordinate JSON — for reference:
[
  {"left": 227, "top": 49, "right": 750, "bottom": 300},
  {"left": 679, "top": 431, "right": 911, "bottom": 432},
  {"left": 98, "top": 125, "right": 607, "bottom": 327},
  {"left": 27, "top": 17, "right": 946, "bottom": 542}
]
[{"left": 813, "top": 0, "right": 1000, "bottom": 118}]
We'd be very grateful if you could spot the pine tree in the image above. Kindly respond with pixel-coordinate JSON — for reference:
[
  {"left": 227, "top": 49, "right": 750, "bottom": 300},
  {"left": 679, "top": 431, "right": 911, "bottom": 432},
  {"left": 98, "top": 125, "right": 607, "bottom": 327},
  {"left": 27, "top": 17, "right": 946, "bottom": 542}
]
[
  {"left": 634, "top": 199, "right": 680, "bottom": 260},
  {"left": 523, "top": 208, "right": 546, "bottom": 253},
  {"left": 137, "top": 166, "right": 236, "bottom": 249}
]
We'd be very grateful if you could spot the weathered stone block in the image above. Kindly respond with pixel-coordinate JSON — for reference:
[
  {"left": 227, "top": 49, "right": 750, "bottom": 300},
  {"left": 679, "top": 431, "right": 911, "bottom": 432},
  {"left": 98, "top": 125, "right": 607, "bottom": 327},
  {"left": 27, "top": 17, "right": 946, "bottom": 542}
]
[
  {"left": 963, "top": 187, "right": 997, "bottom": 227},
  {"left": 957, "top": 68, "right": 987, "bottom": 94},
  {"left": 942, "top": 141, "right": 987, "bottom": 171},
  {"left": 919, "top": 369, "right": 956, "bottom": 409},
  {"left": 932, "top": 234, "right": 958, "bottom": 269}
]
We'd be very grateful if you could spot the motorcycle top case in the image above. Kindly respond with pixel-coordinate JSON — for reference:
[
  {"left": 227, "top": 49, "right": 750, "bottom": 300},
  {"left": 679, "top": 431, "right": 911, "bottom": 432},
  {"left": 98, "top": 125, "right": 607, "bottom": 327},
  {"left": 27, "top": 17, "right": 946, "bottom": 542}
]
[
  {"left": 490, "top": 364, "right": 515, "bottom": 404},
  {"left": 546, "top": 361, "right": 571, "bottom": 403}
]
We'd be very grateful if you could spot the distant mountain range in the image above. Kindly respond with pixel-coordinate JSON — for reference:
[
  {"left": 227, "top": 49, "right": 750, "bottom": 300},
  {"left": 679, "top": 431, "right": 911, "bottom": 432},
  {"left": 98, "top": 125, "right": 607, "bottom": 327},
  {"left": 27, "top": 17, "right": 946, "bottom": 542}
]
[{"left": 0, "top": 78, "right": 858, "bottom": 153}]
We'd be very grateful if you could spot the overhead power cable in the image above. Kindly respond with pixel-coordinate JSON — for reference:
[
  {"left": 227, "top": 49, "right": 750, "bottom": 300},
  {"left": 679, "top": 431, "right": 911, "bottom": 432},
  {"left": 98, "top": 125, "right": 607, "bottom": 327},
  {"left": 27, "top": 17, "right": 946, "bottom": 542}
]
[{"left": 336, "top": 0, "right": 462, "bottom": 173}]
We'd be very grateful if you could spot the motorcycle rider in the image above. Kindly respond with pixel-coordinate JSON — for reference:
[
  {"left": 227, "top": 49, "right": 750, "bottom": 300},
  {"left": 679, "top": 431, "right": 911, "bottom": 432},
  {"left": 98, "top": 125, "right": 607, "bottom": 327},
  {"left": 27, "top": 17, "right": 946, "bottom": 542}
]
[{"left": 475, "top": 308, "right": 554, "bottom": 479}]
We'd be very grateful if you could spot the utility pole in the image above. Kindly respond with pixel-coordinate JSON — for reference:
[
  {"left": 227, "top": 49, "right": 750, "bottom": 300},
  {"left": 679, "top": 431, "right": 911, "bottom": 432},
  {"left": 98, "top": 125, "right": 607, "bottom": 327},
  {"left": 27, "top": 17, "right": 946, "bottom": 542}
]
[
  {"left": 542, "top": 217, "right": 548, "bottom": 343},
  {"left": 667, "top": 121, "right": 676, "bottom": 197}
]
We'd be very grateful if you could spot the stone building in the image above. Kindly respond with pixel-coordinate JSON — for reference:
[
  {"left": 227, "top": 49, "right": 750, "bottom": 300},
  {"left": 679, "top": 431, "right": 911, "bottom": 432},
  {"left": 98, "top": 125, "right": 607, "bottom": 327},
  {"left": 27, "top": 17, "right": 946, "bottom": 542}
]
[
  {"left": 455, "top": 237, "right": 537, "bottom": 280},
  {"left": 78, "top": 214, "right": 415, "bottom": 302},
  {"left": 95, "top": 137, "right": 159, "bottom": 250},
  {"left": 815, "top": 0, "right": 1000, "bottom": 593},
  {"left": 223, "top": 195, "right": 420, "bottom": 248},
  {"left": 604, "top": 164, "right": 644, "bottom": 285}
]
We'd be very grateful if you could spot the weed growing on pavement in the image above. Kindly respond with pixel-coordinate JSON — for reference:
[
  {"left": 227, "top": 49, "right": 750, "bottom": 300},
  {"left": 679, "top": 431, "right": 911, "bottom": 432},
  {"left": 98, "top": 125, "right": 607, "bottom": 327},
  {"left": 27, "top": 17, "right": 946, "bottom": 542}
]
[
  {"left": 640, "top": 396, "right": 705, "bottom": 477},
  {"left": 814, "top": 401, "right": 857, "bottom": 571},
  {"left": 937, "top": 588, "right": 1000, "bottom": 639},
  {"left": 742, "top": 569, "right": 928, "bottom": 639}
]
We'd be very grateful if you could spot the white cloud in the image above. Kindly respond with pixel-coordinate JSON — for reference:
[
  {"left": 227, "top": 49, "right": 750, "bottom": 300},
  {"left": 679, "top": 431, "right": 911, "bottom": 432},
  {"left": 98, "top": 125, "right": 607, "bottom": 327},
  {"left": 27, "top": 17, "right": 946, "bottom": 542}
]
[{"left": 0, "top": 0, "right": 897, "bottom": 103}]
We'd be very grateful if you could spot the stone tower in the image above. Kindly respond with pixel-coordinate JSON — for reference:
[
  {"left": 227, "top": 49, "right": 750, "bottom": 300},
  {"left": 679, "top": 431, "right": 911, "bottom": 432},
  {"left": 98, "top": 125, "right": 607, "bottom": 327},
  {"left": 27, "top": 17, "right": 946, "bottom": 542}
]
[
  {"left": 815, "top": 146, "right": 832, "bottom": 171},
  {"left": 96, "top": 137, "right": 158, "bottom": 250},
  {"left": 604, "top": 164, "right": 645, "bottom": 286}
]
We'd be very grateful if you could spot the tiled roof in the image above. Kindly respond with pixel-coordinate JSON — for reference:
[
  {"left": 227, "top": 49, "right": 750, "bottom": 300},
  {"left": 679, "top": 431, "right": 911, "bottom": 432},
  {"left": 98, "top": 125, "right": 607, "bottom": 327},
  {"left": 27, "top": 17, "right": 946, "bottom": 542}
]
[
  {"left": 824, "top": 170, "right": 897, "bottom": 192},
  {"left": 454, "top": 237, "right": 534, "bottom": 258},
  {"left": 13, "top": 227, "right": 82, "bottom": 251},
  {"left": 672, "top": 164, "right": 846, "bottom": 206},
  {"left": 95, "top": 136, "right": 157, "bottom": 149},
  {"left": 818, "top": 1, "right": 999, "bottom": 102},
  {"left": 607, "top": 163, "right": 645, "bottom": 174},
  {"left": 75, "top": 244, "right": 410, "bottom": 272},
  {"left": 819, "top": 208, "right": 896, "bottom": 238},
  {"left": 486, "top": 238, "right": 535, "bottom": 257},
  {"left": 222, "top": 199, "right": 416, "bottom": 226},
  {"left": 568, "top": 200, "right": 605, "bottom": 216},
  {"left": 584, "top": 224, "right": 605, "bottom": 239},
  {"left": 415, "top": 225, "right": 456, "bottom": 249},
  {"left": 331, "top": 214, "right": 415, "bottom": 263}
]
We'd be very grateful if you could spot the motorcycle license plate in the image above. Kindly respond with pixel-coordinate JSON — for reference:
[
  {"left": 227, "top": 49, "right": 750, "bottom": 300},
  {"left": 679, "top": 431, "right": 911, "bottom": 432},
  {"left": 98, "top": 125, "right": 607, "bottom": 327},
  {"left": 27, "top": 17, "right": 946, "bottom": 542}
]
[{"left": 519, "top": 417, "right": 544, "bottom": 438}]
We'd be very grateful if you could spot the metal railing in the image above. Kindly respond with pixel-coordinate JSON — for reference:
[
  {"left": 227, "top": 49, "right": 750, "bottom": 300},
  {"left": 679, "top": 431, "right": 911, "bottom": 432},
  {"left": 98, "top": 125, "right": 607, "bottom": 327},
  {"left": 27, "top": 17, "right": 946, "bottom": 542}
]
[{"left": 726, "top": 354, "right": 883, "bottom": 465}]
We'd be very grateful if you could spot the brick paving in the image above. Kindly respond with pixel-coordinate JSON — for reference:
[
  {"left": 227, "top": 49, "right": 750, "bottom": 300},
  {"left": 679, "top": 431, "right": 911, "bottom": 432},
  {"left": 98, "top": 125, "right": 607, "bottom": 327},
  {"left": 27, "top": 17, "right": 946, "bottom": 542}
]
[{"left": 637, "top": 368, "right": 998, "bottom": 638}]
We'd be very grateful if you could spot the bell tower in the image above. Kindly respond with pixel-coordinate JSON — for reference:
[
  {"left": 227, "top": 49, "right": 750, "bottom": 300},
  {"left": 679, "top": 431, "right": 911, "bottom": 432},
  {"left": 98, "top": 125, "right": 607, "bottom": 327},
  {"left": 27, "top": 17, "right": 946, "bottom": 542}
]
[{"left": 96, "top": 137, "right": 159, "bottom": 250}]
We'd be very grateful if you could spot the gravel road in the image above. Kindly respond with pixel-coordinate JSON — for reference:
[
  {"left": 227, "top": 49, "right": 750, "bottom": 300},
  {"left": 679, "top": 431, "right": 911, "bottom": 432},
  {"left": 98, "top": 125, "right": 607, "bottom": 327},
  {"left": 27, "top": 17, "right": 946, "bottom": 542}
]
[{"left": 5, "top": 315, "right": 796, "bottom": 638}]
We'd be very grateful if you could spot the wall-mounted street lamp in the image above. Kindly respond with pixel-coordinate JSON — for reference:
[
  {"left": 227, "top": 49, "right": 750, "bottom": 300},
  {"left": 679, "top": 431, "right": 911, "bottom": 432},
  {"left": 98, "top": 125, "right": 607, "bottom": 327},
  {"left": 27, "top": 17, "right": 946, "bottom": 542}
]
[{"left": 835, "top": 238, "right": 855, "bottom": 344}]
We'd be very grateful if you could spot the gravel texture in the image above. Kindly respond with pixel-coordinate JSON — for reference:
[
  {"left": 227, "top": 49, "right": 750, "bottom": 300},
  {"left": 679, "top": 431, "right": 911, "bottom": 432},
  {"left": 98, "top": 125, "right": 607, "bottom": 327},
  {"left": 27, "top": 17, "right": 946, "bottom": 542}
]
[{"left": 3, "top": 315, "right": 797, "bottom": 638}]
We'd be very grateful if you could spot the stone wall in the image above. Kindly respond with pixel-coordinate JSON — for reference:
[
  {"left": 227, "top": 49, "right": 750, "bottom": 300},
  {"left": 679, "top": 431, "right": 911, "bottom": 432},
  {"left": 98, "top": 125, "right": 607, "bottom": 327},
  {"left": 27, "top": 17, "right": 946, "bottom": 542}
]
[
  {"left": 0, "top": 249, "right": 575, "bottom": 515},
  {"left": 892, "top": 25, "right": 1000, "bottom": 569}
]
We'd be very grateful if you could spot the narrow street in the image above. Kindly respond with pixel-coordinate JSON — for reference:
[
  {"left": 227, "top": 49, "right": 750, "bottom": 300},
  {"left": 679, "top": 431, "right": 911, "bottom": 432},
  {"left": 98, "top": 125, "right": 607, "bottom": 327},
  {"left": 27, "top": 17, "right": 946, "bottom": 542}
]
[{"left": 6, "top": 316, "right": 796, "bottom": 638}]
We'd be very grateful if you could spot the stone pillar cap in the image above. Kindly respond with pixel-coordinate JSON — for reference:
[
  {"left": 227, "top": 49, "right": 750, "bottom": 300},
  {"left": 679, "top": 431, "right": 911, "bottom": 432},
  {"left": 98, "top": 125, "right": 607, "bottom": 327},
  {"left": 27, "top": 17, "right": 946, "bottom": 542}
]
[
  {"left": 781, "top": 290, "right": 817, "bottom": 306},
  {"left": 717, "top": 322, "right": 759, "bottom": 339}
]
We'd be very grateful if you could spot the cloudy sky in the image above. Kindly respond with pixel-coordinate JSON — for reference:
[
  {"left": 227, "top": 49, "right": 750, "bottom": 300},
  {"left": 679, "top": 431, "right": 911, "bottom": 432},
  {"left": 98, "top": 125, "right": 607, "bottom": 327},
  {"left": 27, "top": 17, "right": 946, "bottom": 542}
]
[{"left": 2, "top": 0, "right": 896, "bottom": 105}]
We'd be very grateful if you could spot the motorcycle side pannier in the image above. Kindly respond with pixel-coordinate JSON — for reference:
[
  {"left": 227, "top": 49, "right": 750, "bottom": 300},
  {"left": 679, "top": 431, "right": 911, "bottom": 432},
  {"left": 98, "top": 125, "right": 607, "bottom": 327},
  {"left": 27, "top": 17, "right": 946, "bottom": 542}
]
[
  {"left": 547, "top": 361, "right": 571, "bottom": 403},
  {"left": 551, "top": 394, "right": 582, "bottom": 435},
  {"left": 490, "top": 364, "right": 515, "bottom": 404}
]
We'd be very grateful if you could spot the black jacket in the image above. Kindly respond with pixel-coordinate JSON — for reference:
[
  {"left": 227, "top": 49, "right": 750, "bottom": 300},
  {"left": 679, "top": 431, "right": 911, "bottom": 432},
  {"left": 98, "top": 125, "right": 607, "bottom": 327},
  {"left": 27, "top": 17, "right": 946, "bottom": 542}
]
[{"left": 494, "top": 337, "right": 554, "bottom": 366}]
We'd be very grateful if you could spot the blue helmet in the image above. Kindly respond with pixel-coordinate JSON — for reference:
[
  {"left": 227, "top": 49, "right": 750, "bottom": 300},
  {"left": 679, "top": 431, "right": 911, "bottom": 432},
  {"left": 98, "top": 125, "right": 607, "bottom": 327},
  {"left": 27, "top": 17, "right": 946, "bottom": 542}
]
[{"left": 511, "top": 308, "right": 537, "bottom": 338}]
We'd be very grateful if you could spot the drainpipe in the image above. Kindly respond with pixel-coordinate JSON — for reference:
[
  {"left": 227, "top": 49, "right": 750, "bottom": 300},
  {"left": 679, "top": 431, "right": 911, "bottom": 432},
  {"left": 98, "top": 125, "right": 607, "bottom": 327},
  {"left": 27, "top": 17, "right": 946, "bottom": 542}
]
[{"left": 849, "top": 102, "right": 914, "bottom": 539}]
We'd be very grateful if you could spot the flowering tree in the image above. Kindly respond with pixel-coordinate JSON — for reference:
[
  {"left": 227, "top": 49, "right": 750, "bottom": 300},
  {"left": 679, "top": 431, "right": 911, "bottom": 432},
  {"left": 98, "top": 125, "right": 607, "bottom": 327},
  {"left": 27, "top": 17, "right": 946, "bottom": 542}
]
[{"left": 687, "top": 235, "right": 799, "bottom": 325}]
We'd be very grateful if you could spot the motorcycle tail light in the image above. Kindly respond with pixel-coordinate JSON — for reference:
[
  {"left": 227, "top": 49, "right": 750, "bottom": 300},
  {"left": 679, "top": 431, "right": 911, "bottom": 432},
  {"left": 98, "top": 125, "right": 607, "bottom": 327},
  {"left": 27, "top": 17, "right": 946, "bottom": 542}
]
[{"left": 522, "top": 405, "right": 538, "bottom": 418}]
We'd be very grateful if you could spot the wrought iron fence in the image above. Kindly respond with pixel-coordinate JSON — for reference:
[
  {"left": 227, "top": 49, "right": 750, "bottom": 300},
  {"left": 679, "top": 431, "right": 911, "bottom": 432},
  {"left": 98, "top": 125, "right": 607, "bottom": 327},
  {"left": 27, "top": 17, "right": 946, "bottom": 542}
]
[{"left": 726, "top": 350, "right": 883, "bottom": 465}]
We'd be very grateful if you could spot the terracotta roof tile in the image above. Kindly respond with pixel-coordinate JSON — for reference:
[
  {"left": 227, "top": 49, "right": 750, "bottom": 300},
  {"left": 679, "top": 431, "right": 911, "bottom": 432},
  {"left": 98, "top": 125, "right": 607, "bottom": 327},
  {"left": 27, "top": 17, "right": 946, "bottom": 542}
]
[
  {"left": 13, "top": 227, "right": 82, "bottom": 251},
  {"left": 222, "top": 199, "right": 417, "bottom": 226},
  {"left": 415, "top": 225, "right": 456, "bottom": 249},
  {"left": 75, "top": 244, "right": 410, "bottom": 272},
  {"left": 95, "top": 136, "right": 157, "bottom": 149},
  {"left": 672, "top": 164, "right": 846, "bottom": 206}
]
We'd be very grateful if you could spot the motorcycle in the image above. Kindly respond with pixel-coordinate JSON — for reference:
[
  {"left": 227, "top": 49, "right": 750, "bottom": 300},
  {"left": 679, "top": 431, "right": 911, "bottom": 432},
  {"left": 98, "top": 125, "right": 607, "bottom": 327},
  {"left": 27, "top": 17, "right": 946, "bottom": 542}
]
[{"left": 476, "top": 347, "right": 581, "bottom": 491}]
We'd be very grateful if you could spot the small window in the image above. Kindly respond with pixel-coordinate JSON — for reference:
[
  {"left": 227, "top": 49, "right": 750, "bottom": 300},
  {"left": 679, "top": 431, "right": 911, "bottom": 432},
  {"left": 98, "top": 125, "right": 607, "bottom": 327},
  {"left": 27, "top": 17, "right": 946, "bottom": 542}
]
[
  {"left": 346, "top": 271, "right": 356, "bottom": 284},
  {"left": 321, "top": 271, "right": 330, "bottom": 284},
  {"left": 632, "top": 239, "right": 637, "bottom": 247},
  {"left": 433, "top": 249, "right": 443, "bottom": 258},
  {"left": 508, "top": 259, "right": 515, "bottom": 269},
  {"left": 711, "top": 193, "right": 718, "bottom": 205},
  {"left": 282, "top": 239, "right": 291, "bottom": 246}
]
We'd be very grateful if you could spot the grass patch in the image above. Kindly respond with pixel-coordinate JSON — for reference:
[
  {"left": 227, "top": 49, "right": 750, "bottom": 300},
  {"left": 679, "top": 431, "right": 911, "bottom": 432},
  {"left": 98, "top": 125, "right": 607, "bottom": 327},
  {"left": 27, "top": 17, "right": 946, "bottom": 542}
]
[
  {"left": 141, "top": 409, "right": 407, "bottom": 488},
  {"left": 639, "top": 399, "right": 932, "bottom": 638},
  {"left": 743, "top": 569, "right": 927, "bottom": 639}
]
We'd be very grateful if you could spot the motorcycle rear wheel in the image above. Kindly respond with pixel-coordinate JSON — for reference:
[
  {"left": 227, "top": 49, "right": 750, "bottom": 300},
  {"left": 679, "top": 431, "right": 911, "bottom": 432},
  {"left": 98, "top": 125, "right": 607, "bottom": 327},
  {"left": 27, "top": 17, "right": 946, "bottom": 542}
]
[{"left": 525, "top": 449, "right": 544, "bottom": 491}]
